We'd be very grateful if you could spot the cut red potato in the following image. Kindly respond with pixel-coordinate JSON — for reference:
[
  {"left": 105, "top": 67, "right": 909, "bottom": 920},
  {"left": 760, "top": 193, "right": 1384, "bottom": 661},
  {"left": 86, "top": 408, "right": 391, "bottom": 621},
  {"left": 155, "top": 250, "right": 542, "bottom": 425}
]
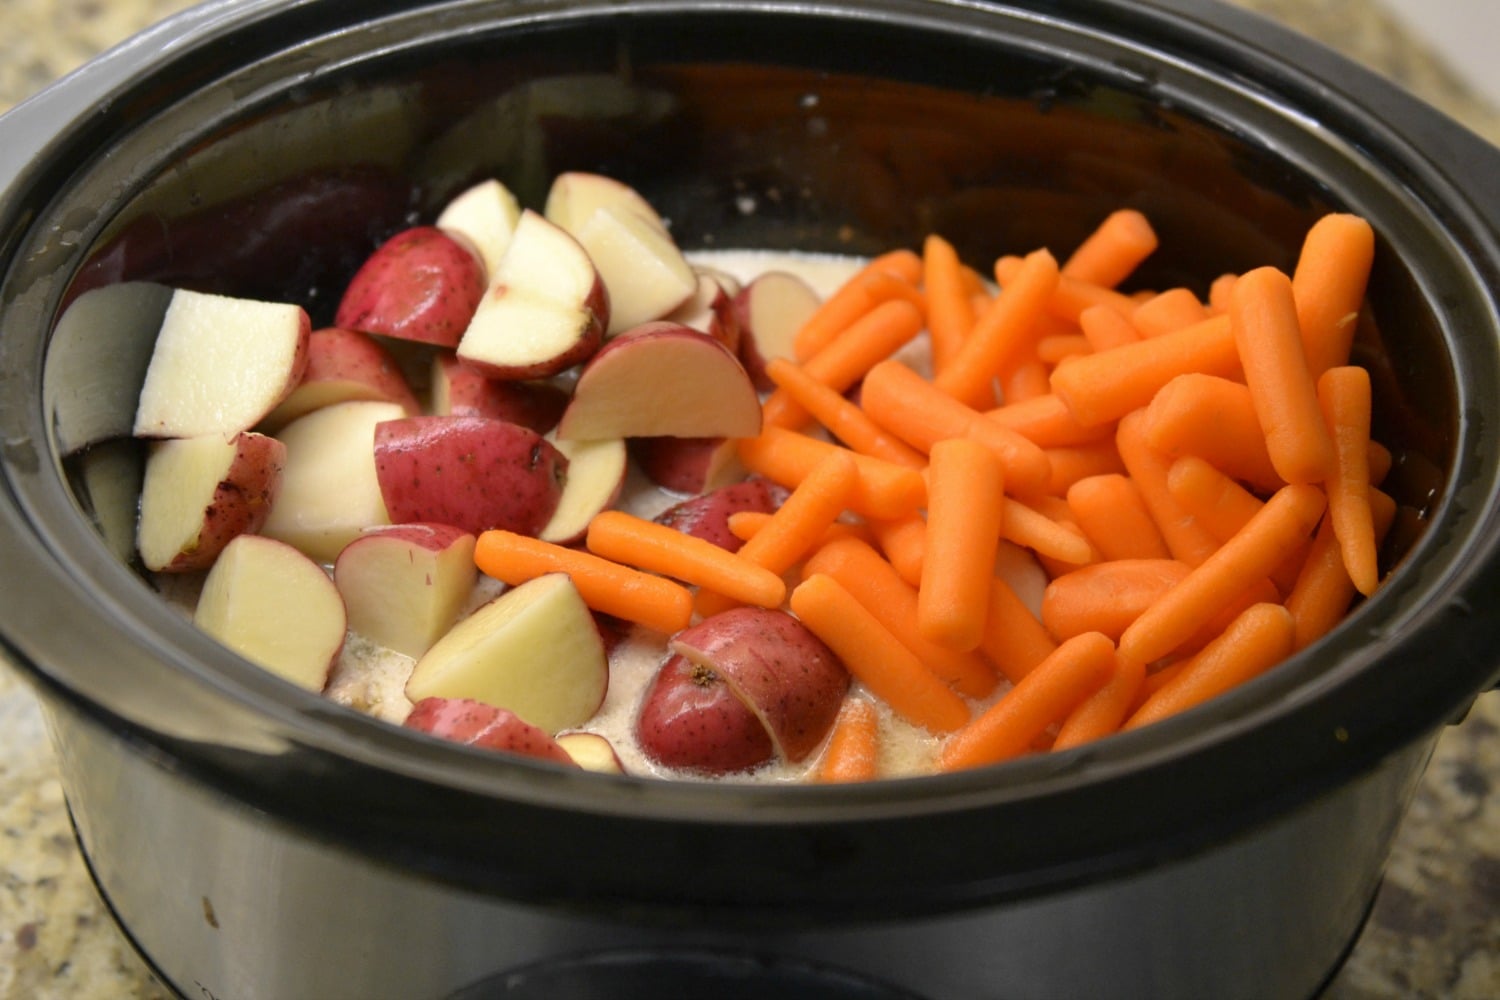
[
  {"left": 133, "top": 288, "right": 310, "bottom": 438},
  {"left": 542, "top": 170, "right": 670, "bottom": 238},
  {"left": 635, "top": 652, "right": 777, "bottom": 775},
  {"left": 334, "top": 226, "right": 487, "bottom": 348},
  {"left": 653, "top": 478, "right": 784, "bottom": 553},
  {"left": 260, "top": 399, "right": 405, "bottom": 562},
  {"left": 732, "top": 270, "right": 822, "bottom": 391},
  {"left": 573, "top": 203, "right": 698, "bottom": 336},
  {"left": 429, "top": 353, "right": 568, "bottom": 433},
  {"left": 137, "top": 431, "right": 285, "bottom": 573},
  {"left": 373, "top": 415, "right": 568, "bottom": 537},
  {"left": 556, "top": 322, "right": 762, "bottom": 440},
  {"left": 435, "top": 178, "right": 522, "bottom": 280},
  {"left": 554, "top": 731, "right": 627, "bottom": 774},
  {"left": 671, "top": 607, "right": 849, "bottom": 762},
  {"left": 538, "top": 435, "right": 629, "bottom": 545},
  {"left": 405, "top": 572, "right": 608, "bottom": 733},
  {"left": 456, "top": 209, "right": 608, "bottom": 379},
  {"left": 333, "top": 524, "right": 478, "bottom": 659},
  {"left": 193, "top": 534, "right": 347, "bottom": 692},
  {"left": 665, "top": 269, "right": 740, "bottom": 352},
  {"left": 630, "top": 434, "right": 747, "bottom": 494},
  {"left": 404, "top": 697, "right": 578, "bottom": 766},
  {"left": 260, "top": 327, "right": 420, "bottom": 432}
]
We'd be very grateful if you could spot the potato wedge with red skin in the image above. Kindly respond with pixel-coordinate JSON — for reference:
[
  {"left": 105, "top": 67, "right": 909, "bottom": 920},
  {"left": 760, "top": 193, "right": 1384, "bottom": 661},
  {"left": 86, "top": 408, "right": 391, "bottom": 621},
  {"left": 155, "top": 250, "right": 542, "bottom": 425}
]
[
  {"left": 630, "top": 435, "right": 747, "bottom": 494},
  {"left": 665, "top": 269, "right": 740, "bottom": 353},
  {"left": 732, "top": 270, "right": 821, "bottom": 391},
  {"left": 333, "top": 523, "right": 478, "bottom": 659},
  {"left": 261, "top": 327, "right": 420, "bottom": 431},
  {"left": 334, "top": 226, "right": 486, "bottom": 348},
  {"left": 405, "top": 697, "right": 578, "bottom": 766},
  {"left": 653, "top": 478, "right": 785, "bottom": 553},
  {"left": 430, "top": 353, "right": 568, "bottom": 434},
  {"left": 635, "top": 653, "right": 776, "bottom": 775},
  {"left": 374, "top": 415, "right": 568, "bottom": 537},
  {"left": 137, "top": 431, "right": 285, "bottom": 573},
  {"left": 671, "top": 607, "right": 849, "bottom": 763}
]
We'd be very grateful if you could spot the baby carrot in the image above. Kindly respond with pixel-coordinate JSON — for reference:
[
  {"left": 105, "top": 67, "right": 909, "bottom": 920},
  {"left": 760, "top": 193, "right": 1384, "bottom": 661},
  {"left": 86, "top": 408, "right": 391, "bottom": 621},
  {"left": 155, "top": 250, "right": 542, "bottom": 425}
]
[
  {"left": 1041, "top": 558, "right": 1190, "bottom": 641},
  {"left": 1115, "top": 409, "right": 1222, "bottom": 567},
  {"left": 695, "top": 449, "right": 858, "bottom": 617},
  {"left": 987, "top": 393, "right": 1112, "bottom": 448},
  {"left": 1117, "top": 483, "right": 1327, "bottom": 666},
  {"left": 763, "top": 357, "right": 927, "bottom": 467},
  {"left": 804, "top": 536, "right": 998, "bottom": 698},
  {"left": 1286, "top": 487, "right": 1397, "bottom": 650},
  {"left": 1131, "top": 287, "right": 1209, "bottom": 338},
  {"left": 919, "top": 438, "right": 1006, "bottom": 652},
  {"left": 1002, "top": 496, "right": 1095, "bottom": 566},
  {"left": 1060, "top": 209, "right": 1159, "bottom": 288},
  {"left": 816, "top": 696, "right": 881, "bottom": 782},
  {"left": 1207, "top": 273, "right": 1238, "bottom": 314},
  {"left": 1050, "top": 314, "right": 1240, "bottom": 427},
  {"left": 997, "top": 255, "right": 1140, "bottom": 324},
  {"left": 979, "top": 570, "right": 1060, "bottom": 685},
  {"left": 586, "top": 510, "right": 787, "bottom": 610},
  {"left": 1230, "top": 266, "right": 1336, "bottom": 485},
  {"left": 765, "top": 297, "right": 925, "bottom": 428},
  {"left": 1079, "top": 303, "right": 1142, "bottom": 352},
  {"left": 860, "top": 359, "right": 1053, "bottom": 496},
  {"left": 1002, "top": 355, "right": 1054, "bottom": 403},
  {"left": 934, "top": 248, "right": 1060, "bottom": 409},
  {"left": 1318, "top": 365, "right": 1378, "bottom": 596},
  {"left": 737, "top": 427, "right": 926, "bottom": 520},
  {"left": 1125, "top": 603, "right": 1296, "bottom": 728},
  {"left": 473, "top": 530, "right": 693, "bottom": 635},
  {"left": 792, "top": 253, "right": 924, "bottom": 361},
  {"left": 1164, "top": 455, "right": 1266, "bottom": 544},
  {"left": 938, "top": 631, "right": 1117, "bottom": 771},
  {"left": 1292, "top": 213, "right": 1375, "bottom": 377},
  {"left": 1141, "top": 373, "right": 1283, "bottom": 494},
  {"left": 791, "top": 573, "right": 972, "bottom": 733},
  {"left": 1066, "top": 474, "right": 1172, "bottom": 561},
  {"left": 1052, "top": 652, "right": 1147, "bottom": 750},
  {"left": 1042, "top": 439, "right": 1129, "bottom": 496},
  {"left": 867, "top": 513, "right": 927, "bottom": 587},
  {"left": 728, "top": 510, "right": 874, "bottom": 549},
  {"left": 923, "top": 233, "right": 976, "bottom": 373},
  {"left": 1036, "top": 333, "right": 1092, "bottom": 364}
]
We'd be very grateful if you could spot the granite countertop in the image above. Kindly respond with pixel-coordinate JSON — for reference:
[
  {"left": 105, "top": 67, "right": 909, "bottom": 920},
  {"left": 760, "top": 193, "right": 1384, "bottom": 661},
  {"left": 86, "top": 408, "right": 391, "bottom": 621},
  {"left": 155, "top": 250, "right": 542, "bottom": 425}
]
[{"left": 0, "top": 1, "right": 1496, "bottom": 998}]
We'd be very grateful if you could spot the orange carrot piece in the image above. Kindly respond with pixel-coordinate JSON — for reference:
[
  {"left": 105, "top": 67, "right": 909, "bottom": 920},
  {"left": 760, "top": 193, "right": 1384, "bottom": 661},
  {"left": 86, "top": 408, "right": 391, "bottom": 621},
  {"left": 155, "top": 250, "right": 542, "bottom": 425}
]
[
  {"left": 1230, "top": 266, "right": 1337, "bottom": 485},
  {"left": 763, "top": 357, "right": 927, "bottom": 467},
  {"left": 737, "top": 427, "right": 926, "bottom": 520},
  {"left": 1050, "top": 314, "right": 1239, "bottom": 427},
  {"left": 1125, "top": 603, "right": 1296, "bottom": 728},
  {"left": 923, "top": 233, "right": 976, "bottom": 374},
  {"left": 804, "top": 537, "right": 998, "bottom": 699},
  {"left": 1141, "top": 373, "right": 1284, "bottom": 494},
  {"left": 1292, "top": 213, "right": 1375, "bottom": 377},
  {"left": 938, "top": 632, "right": 1117, "bottom": 771},
  {"left": 1001, "top": 355, "right": 1054, "bottom": 403},
  {"left": 868, "top": 513, "right": 927, "bottom": 588},
  {"left": 727, "top": 510, "right": 874, "bottom": 549},
  {"left": 473, "top": 530, "right": 693, "bottom": 635},
  {"left": 1287, "top": 487, "right": 1397, "bottom": 650},
  {"left": 1115, "top": 410, "right": 1222, "bottom": 567},
  {"left": 1164, "top": 455, "right": 1266, "bottom": 544},
  {"left": 765, "top": 297, "right": 925, "bottom": 428},
  {"left": 791, "top": 574, "right": 971, "bottom": 733},
  {"left": 1207, "top": 273, "right": 1238, "bottom": 314},
  {"left": 816, "top": 697, "right": 881, "bottom": 782},
  {"left": 1066, "top": 473, "right": 1172, "bottom": 561},
  {"left": 1318, "top": 365, "right": 1378, "bottom": 596},
  {"left": 979, "top": 571, "right": 1060, "bottom": 685},
  {"left": 1052, "top": 652, "right": 1147, "bottom": 750},
  {"left": 1002, "top": 496, "right": 1095, "bottom": 565},
  {"left": 1036, "top": 333, "right": 1092, "bottom": 364},
  {"left": 1060, "top": 209, "right": 1159, "bottom": 288},
  {"left": 919, "top": 438, "right": 1006, "bottom": 652},
  {"left": 1079, "top": 303, "right": 1142, "bottom": 352},
  {"left": 860, "top": 359, "right": 1053, "bottom": 496},
  {"left": 1368, "top": 440, "right": 1393, "bottom": 486},
  {"left": 1042, "top": 439, "right": 1128, "bottom": 496},
  {"left": 1000, "top": 255, "right": 1141, "bottom": 325},
  {"left": 986, "top": 392, "right": 1112, "bottom": 448},
  {"left": 932, "top": 248, "right": 1060, "bottom": 409},
  {"left": 695, "top": 450, "right": 858, "bottom": 617},
  {"left": 1131, "top": 287, "right": 1209, "bottom": 338},
  {"left": 586, "top": 510, "right": 786, "bottom": 610},
  {"left": 792, "top": 253, "right": 924, "bottom": 361},
  {"left": 1117, "top": 483, "right": 1327, "bottom": 666},
  {"left": 1041, "top": 558, "right": 1190, "bottom": 642}
]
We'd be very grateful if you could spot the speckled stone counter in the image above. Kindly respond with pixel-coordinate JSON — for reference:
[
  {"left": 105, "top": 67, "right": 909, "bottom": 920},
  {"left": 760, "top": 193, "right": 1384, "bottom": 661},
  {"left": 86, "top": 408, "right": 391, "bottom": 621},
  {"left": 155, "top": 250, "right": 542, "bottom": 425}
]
[{"left": 0, "top": 1, "right": 1496, "bottom": 998}]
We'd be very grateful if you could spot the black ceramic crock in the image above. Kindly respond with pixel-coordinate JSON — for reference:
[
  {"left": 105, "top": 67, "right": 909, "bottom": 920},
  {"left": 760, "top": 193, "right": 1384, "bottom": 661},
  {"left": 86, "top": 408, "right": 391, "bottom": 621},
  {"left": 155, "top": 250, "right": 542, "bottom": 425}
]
[{"left": 2, "top": 1, "right": 1498, "bottom": 997}]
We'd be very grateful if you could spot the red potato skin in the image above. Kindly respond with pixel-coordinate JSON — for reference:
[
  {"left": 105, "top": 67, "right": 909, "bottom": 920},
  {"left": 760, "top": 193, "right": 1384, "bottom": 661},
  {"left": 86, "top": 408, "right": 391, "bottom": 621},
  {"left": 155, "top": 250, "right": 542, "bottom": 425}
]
[
  {"left": 672, "top": 607, "right": 849, "bottom": 762},
  {"left": 459, "top": 277, "right": 609, "bottom": 381},
  {"left": 666, "top": 271, "right": 741, "bottom": 354},
  {"left": 404, "top": 697, "right": 578, "bottom": 766},
  {"left": 635, "top": 653, "right": 776, "bottom": 775},
  {"left": 652, "top": 478, "right": 786, "bottom": 552},
  {"left": 264, "top": 327, "right": 421, "bottom": 426},
  {"left": 431, "top": 354, "right": 569, "bottom": 434},
  {"left": 335, "top": 226, "right": 486, "bottom": 347},
  {"left": 630, "top": 435, "right": 742, "bottom": 494},
  {"left": 151, "top": 432, "right": 287, "bottom": 573},
  {"left": 374, "top": 415, "right": 568, "bottom": 537}
]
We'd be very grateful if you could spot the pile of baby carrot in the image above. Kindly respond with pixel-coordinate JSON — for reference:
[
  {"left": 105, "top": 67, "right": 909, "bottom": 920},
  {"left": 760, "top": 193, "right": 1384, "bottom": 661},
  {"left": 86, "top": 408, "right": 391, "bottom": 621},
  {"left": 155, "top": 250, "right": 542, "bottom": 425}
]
[{"left": 475, "top": 206, "right": 1389, "bottom": 781}]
